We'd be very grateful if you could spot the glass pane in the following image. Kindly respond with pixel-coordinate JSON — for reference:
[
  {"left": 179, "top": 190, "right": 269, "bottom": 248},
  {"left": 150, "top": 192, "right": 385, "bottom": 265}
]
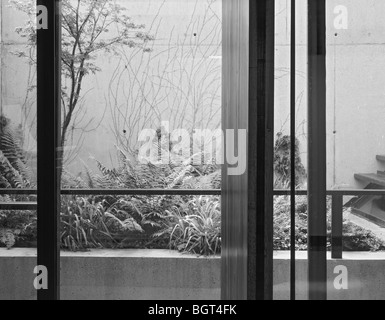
[
  {"left": 60, "top": 0, "right": 222, "bottom": 191},
  {"left": 273, "top": 0, "right": 308, "bottom": 300},
  {"left": 0, "top": 0, "right": 37, "bottom": 300},
  {"left": 326, "top": 0, "right": 385, "bottom": 300},
  {"left": 60, "top": 0, "right": 222, "bottom": 300}
]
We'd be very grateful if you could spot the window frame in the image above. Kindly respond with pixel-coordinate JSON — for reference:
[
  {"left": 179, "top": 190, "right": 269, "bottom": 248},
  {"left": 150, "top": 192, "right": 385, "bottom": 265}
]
[{"left": 0, "top": 0, "right": 340, "bottom": 301}]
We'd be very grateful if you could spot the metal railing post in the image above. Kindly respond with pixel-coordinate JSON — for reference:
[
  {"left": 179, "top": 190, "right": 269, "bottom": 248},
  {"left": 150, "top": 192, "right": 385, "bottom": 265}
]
[
  {"left": 308, "top": 0, "right": 327, "bottom": 300},
  {"left": 331, "top": 194, "right": 343, "bottom": 259}
]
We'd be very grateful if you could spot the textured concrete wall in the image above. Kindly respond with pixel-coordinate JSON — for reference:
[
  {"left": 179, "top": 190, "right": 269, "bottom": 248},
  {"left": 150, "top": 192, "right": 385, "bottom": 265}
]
[
  {"left": 0, "top": 249, "right": 220, "bottom": 300},
  {"left": 2, "top": 0, "right": 385, "bottom": 187},
  {"left": 60, "top": 250, "right": 221, "bottom": 300},
  {"left": 1, "top": 249, "right": 385, "bottom": 300},
  {"left": 275, "top": 0, "right": 385, "bottom": 188},
  {"left": 0, "top": 0, "right": 222, "bottom": 175},
  {"left": 273, "top": 251, "right": 385, "bottom": 300},
  {"left": 0, "top": 250, "right": 37, "bottom": 300}
]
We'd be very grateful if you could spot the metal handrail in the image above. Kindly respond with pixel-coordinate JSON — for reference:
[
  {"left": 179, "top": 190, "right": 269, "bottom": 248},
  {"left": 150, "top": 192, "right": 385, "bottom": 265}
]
[
  {"left": 1, "top": 188, "right": 381, "bottom": 259},
  {"left": 2, "top": 188, "right": 385, "bottom": 196},
  {"left": 0, "top": 189, "right": 221, "bottom": 195}
]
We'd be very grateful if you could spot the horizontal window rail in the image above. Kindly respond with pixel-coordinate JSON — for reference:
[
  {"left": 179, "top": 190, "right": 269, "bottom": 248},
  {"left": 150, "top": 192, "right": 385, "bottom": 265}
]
[
  {"left": 274, "top": 189, "right": 385, "bottom": 196},
  {"left": 0, "top": 189, "right": 385, "bottom": 196},
  {"left": 0, "top": 189, "right": 221, "bottom": 196},
  {"left": 2, "top": 188, "right": 385, "bottom": 196},
  {"left": 0, "top": 202, "right": 38, "bottom": 210},
  {"left": 0, "top": 188, "right": 381, "bottom": 259}
]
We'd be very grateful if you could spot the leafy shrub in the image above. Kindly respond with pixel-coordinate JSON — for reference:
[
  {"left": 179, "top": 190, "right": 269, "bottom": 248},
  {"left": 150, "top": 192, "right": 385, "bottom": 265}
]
[
  {"left": 1, "top": 126, "right": 384, "bottom": 254},
  {"left": 0, "top": 116, "right": 36, "bottom": 248},
  {"left": 0, "top": 199, "right": 37, "bottom": 249},
  {"left": 274, "top": 132, "right": 306, "bottom": 188},
  {"left": 343, "top": 221, "right": 385, "bottom": 251},
  {"left": 0, "top": 116, "right": 35, "bottom": 188},
  {"left": 59, "top": 146, "right": 221, "bottom": 251},
  {"left": 273, "top": 195, "right": 385, "bottom": 251},
  {"left": 60, "top": 194, "right": 170, "bottom": 251},
  {"left": 157, "top": 196, "right": 221, "bottom": 255},
  {"left": 0, "top": 229, "right": 16, "bottom": 249}
]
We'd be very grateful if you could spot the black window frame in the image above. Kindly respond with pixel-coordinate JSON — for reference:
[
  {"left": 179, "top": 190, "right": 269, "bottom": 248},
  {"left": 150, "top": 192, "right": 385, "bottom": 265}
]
[{"left": 2, "top": 0, "right": 380, "bottom": 301}]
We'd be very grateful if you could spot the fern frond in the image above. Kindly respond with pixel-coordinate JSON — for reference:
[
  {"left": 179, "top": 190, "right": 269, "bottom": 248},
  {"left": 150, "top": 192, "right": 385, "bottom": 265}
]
[{"left": 0, "top": 229, "right": 16, "bottom": 249}]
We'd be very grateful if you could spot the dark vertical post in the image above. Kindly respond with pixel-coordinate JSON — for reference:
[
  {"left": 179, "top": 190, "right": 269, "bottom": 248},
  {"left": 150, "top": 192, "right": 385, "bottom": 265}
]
[
  {"left": 332, "top": 194, "right": 343, "bottom": 259},
  {"left": 37, "top": 0, "right": 61, "bottom": 300},
  {"left": 222, "top": 0, "right": 275, "bottom": 300},
  {"left": 249, "top": 0, "right": 275, "bottom": 300},
  {"left": 308, "top": 0, "right": 327, "bottom": 300},
  {"left": 290, "top": 0, "right": 296, "bottom": 301},
  {"left": 221, "top": 0, "right": 249, "bottom": 300}
]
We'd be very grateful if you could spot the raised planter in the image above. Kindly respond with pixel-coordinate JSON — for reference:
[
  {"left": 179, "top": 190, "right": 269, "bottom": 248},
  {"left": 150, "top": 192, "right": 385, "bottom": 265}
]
[
  {"left": 274, "top": 251, "right": 385, "bottom": 300},
  {"left": 0, "top": 249, "right": 220, "bottom": 300},
  {"left": 1, "top": 249, "right": 385, "bottom": 300}
]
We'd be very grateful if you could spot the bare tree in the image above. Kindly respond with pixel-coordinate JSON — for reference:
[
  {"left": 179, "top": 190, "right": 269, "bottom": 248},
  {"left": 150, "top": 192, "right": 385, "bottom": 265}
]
[
  {"left": 9, "top": 0, "right": 154, "bottom": 170},
  {"left": 107, "top": 0, "right": 222, "bottom": 154}
]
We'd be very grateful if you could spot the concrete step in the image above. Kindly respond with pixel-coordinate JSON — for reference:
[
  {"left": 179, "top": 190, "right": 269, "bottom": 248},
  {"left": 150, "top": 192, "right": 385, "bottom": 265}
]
[
  {"left": 377, "top": 155, "right": 385, "bottom": 162},
  {"left": 354, "top": 173, "right": 385, "bottom": 187}
]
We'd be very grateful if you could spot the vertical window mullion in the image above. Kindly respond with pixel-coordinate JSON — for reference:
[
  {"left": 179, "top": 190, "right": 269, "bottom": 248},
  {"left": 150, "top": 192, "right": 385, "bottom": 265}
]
[
  {"left": 251, "top": 0, "right": 275, "bottom": 300},
  {"left": 290, "top": 0, "right": 296, "bottom": 301},
  {"left": 36, "top": 0, "right": 61, "bottom": 300},
  {"left": 307, "top": 0, "right": 327, "bottom": 301}
]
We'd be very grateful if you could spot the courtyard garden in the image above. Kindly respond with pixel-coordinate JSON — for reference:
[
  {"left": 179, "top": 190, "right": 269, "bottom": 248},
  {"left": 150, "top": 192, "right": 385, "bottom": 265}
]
[
  {"left": 1, "top": 123, "right": 384, "bottom": 254},
  {"left": 1, "top": 0, "right": 384, "bottom": 255}
]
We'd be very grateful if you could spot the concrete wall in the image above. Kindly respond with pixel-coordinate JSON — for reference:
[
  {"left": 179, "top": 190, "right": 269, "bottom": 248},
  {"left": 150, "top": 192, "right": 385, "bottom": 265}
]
[
  {"left": 0, "top": 249, "right": 220, "bottom": 300},
  {"left": 1, "top": 0, "right": 222, "bottom": 174},
  {"left": 2, "top": 0, "right": 385, "bottom": 187},
  {"left": 1, "top": 249, "right": 385, "bottom": 300},
  {"left": 275, "top": 0, "right": 385, "bottom": 188},
  {"left": 274, "top": 251, "right": 385, "bottom": 300}
]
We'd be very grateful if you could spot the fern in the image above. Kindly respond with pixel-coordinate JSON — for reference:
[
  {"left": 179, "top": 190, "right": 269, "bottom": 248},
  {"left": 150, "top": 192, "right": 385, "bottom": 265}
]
[
  {"left": 0, "top": 229, "right": 16, "bottom": 249},
  {"left": 0, "top": 115, "right": 35, "bottom": 188},
  {"left": 40, "top": 145, "right": 221, "bottom": 251},
  {"left": 0, "top": 151, "right": 26, "bottom": 188}
]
